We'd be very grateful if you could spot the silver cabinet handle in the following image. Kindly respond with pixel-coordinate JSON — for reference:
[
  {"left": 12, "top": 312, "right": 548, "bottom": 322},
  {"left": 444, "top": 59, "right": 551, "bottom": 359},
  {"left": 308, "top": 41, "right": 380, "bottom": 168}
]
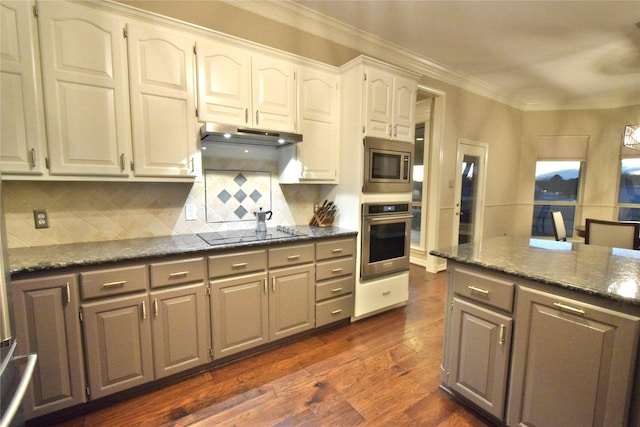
[
  {"left": 102, "top": 281, "right": 126, "bottom": 289},
  {"left": 468, "top": 285, "right": 489, "bottom": 295},
  {"left": 331, "top": 268, "right": 343, "bottom": 274},
  {"left": 331, "top": 248, "right": 343, "bottom": 254},
  {"left": 154, "top": 298, "right": 158, "bottom": 317},
  {"left": 382, "top": 290, "right": 391, "bottom": 296},
  {"left": 119, "top": 153, "right": 125, "bottom": 172},
  {"left": 255, "top": 110, "right": 259, "bottom": 125},
  {"left": 553, "top": 302, "right": 585, "bottom": 315},
  {"left": 263, "top": 278, "right": 267, "bottom": 295},
  {"left": 245, "top": 108, "right": 249, "bottom": 124},
  {"left": 287, "top": 255, "right": 301, "bottom": 261},
  {"left": 190, "top": 157, "right": 195, "bottom": 173},
  {"left": 272, "top": 277, "right": 276, "bottom": 292},
  {"left": 232, "top": 263, "right": 248, "bottom": 269},
  {"left": 169, "top": 271, "right": 189, "bottom": 279},
  {"left": 65, "top": 282, "right": 71, "bottom": 304},
  {"left": 499, "top": 324, "right": 505, "bottom": 345},
  {"left": 141, "top": 300, "right": 147, "bottom": 320},
  {"left": 331, "top": 287, "right": 343, "bottom": 293},
  {"left": 331, "top": 309, "right": 343, "bottom": 315},
  {"left": 29, "top": 148, "right": 36, "bottom": 168}
]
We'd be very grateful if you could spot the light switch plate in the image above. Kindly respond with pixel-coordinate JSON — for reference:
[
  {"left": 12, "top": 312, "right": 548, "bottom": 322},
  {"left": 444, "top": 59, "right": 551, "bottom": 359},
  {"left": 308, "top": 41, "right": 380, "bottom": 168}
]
[{"left": 185, "top": 204, "right": 197, "bottom": 221}]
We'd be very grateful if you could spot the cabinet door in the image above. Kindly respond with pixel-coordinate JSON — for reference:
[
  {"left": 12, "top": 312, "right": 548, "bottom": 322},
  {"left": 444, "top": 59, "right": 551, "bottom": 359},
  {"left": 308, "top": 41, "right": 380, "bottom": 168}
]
[
  {"left": 211, "top": 272, "right": 268, "bottom": 359},
  {"left": 508, "top": 286, "right": 640, "bottom": 427},
  {"left": 82, "top": 294, "right": 153, "bottom": 399},
  {"left": 127, "top": 23, "right": 197, "bottom": 178},
  {"left": 364, "top": 68, "right": 393, "bottom": 139},
  {"left": 0, "top": 1, "right": 47, "bottom": 176},
  {"left": 12, "top": 274, "right": 85, "bottom": 419},
  {"left": 252, "top": 55, "right": 296, "bottom": 132},
  {"left": 197, "top": 40, "right": 251, "bottom": 126},
  {"left": 150, "top": 283, "right": 209, "bottom": 378},
  {"left": 269, "top": 264, "right": 314, "bottom": 341},
  {"left": 38, "top": 1, "right": 131, "bottom": 176},
  {"left": 392, "top": 75, "right": 417, "bottom": 142},
  {"left": 297, "top": 66, "right": 339, "bottom": 182},
  {"left": 449, "top": 297, "right": 511, "bottom": 420}
]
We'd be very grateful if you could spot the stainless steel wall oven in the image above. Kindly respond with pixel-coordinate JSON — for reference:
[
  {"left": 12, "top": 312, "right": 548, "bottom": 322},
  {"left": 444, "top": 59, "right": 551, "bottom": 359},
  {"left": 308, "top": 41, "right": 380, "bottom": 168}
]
[{"left": 361, "top": 202, "right": 412, "bottom": 279}]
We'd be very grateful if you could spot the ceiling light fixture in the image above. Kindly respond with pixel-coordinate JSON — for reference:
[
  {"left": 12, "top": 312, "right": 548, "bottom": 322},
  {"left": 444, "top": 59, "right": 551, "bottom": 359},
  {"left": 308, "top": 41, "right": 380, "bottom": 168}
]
[{"left": 623, "top": 125, "right": 640, "bottom": 151}]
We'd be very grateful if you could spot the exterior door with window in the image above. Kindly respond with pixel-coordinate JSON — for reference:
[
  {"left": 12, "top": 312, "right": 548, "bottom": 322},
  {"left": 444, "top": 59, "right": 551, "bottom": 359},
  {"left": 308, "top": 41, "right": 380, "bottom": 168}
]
[{"left": 453, "top": 141, "right": 487, "bottom": 245}]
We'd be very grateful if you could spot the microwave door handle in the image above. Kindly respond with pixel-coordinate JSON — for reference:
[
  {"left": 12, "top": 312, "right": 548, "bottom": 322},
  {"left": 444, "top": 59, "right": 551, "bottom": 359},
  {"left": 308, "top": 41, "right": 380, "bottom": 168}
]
[{"left": 403, "top": 155, "right": 410, "bottom": 180}]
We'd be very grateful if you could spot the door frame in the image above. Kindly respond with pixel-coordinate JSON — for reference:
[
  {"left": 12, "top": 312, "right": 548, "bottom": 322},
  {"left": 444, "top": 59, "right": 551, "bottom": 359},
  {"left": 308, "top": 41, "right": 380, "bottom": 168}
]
[{"left": 452, "top": 139, "right": 488, "bottom": 246}]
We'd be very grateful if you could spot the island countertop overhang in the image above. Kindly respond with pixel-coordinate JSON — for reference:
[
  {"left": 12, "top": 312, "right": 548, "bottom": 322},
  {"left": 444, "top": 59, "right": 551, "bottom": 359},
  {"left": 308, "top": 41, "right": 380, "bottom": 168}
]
[{"left": 430, "top": 236, "right": 640, "bottom": 306}]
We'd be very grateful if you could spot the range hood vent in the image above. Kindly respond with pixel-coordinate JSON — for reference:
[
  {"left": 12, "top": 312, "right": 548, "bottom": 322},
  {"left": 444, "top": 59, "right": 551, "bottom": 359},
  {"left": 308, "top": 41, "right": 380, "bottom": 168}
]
[{"left": 200, "top": 123, "right": 302, "bottom": 148}]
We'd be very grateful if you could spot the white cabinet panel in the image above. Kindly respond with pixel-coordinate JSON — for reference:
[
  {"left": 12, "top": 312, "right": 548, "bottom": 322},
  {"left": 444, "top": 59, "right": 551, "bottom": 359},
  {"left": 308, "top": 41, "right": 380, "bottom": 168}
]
[
  {"left": 127, "top": 23, "right": 197, "bottom": 177},
  {"left": 38, "top": 1, "right": 131, "bottom": 176},
  {"left": 252, "top": 55, "right": 296, "bottom": 132},
  {"left": 0, "top": 1, "right": 47, "bottom": 175}
]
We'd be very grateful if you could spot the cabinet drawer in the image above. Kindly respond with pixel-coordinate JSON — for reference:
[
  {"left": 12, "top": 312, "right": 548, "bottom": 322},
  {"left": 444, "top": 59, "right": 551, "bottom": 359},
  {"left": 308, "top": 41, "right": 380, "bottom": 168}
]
[
  {"left": 150, "top": 257, "right": 205, "bottom": 288},
  {"left": 316, "top": 257, "right": 355, "bottom": 281},
  {"left": 453, "top": 267, "right": 514, "bottom": 312},
  {"left": 268, "top": 244, "right": 314, "bottom": 268},
  {"left": 80, "top": 265, "right": 148, "bottom": 300},
  {"left": 316, "top": 294, "right": 354, "bottom": 327},
  {"left": 316, "top": 238, "right": 356, "bottom": 261},
  {"left": 208, "top": 249, "right": 267, "bottom": 279},
  {"left": 316, "top": 276, "right": 354, "bottom": 301}
]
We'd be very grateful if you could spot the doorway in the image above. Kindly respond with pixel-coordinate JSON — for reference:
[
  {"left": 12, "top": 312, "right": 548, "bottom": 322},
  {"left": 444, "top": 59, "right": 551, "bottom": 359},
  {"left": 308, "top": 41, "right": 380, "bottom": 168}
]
[{"left": 453, "top": 140, "right": 487, "bottom": 245}]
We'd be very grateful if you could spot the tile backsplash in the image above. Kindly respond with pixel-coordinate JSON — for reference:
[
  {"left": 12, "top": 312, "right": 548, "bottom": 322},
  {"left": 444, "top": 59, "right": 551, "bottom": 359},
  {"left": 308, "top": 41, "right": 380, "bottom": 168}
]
[{"left": 3, "top": 147, "right": 320, "bottom": 248}]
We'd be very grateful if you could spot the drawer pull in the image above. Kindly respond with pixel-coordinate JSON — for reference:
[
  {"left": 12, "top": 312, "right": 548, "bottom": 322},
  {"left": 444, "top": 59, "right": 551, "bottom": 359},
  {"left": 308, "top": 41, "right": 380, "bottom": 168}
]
[
  {"left": 169, "top": 271, "right": 189, "bottom": 279},
  {"left": 467, "top": 285, "right": 489, "bottom": 295},
  {"left": 272, "top": 277, "right": 276, "bottom": 292},
  {"left": 331, "top": 248, "right": 343, "bottom": 253},
  {"left": 232, "top": 263, "right": 248, "bottom": 269},
  {"left": 499, "top": 324, "right": 506, "bottom": 345},
  {"left": 65, "top": 282, "right": 71, "bottom": 304},
  {"left": 263, "top": 278, "right": 267, "bottom": 295},
  {"left": 553, "top": 302, "right": 585, "bottom": 315},
  {"left": 331, "top": 309, "right": 343, "bottom": 315},
  {"left": 331, "top": 287, "right": 343, "bottom": 293},
  {"left": 331, "top": 268, "right": 343, "bottom": 274},
  {"left": 141, "top": 300, "right": 147, "bottom": 320},
  {"left": 382, "top": 290, "right": 391, "bottom": 296},
  {"left": 154, "top": 298, "right": 158, "bottom": 317},
  {"left": 102, "top": 281, "right": 126, "bottom": 289},
  {"left": 287, "top": 255, "right": 301, "bottom": 260}
]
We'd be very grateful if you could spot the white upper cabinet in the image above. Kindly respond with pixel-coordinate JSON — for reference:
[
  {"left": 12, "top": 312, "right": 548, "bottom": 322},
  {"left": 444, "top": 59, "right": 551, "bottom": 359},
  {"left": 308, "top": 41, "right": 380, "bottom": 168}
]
[
  {"left": 127, "top": 23, "right": 197, "bottom": 177},
  {"left": 364, "top": 63, "right": 417, "bottom": 142},
  {"left": 293, "top": 66, "right": 339, "bottom": 182},
  {"left": 0, "top": 1, "right": 47, "bottom": 176},
  {"left": 197, "top": 40, "right": 296, "bottom": 132},
  {"left": 38, "top": 1, "right": 132, "bottom": 177}
]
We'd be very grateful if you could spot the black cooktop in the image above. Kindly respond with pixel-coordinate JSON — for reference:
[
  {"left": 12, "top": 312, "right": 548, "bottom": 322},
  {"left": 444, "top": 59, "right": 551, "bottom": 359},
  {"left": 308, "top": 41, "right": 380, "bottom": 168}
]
[{"left": 197, "top": 226, "right": 306, "bottom": 246}]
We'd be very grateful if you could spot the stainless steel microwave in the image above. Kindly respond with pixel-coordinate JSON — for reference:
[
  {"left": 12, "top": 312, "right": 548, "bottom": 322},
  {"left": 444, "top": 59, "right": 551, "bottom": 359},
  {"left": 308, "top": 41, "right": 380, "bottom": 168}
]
[{"left": 363, "top": 137, "right": 414, "bottom": 193}]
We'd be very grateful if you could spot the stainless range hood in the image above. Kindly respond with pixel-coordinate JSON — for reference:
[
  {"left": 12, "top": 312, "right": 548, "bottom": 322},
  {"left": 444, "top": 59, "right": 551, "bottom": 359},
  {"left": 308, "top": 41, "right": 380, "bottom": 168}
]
[{"left": 200, "top": 123, "right": 302, "bottom": 148}]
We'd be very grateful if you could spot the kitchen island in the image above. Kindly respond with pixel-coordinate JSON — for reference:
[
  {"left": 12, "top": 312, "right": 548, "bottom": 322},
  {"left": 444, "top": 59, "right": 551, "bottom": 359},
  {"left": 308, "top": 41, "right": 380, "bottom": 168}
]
[{"left": 431, "top": 236, "right": 640, "bottom": 426}]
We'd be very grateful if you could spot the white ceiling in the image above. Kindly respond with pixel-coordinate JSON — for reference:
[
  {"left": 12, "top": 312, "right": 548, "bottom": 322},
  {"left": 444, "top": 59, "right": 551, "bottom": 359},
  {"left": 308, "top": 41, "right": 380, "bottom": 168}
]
[{"left": 243, "top": 1, "right": 640, "bottom": 110}]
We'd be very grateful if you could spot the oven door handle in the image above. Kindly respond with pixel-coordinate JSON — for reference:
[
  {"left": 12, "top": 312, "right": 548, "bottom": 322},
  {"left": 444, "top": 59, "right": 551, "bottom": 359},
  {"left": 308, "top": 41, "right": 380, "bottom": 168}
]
[{"left": 366, "top": 215, "right": 412, "bottom": 222}]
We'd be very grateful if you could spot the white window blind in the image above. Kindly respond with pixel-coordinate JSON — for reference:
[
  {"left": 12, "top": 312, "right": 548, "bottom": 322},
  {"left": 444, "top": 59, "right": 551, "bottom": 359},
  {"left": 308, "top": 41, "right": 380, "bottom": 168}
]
[{"left": 536, "top": 135, "right": 589, "bottom": 161}]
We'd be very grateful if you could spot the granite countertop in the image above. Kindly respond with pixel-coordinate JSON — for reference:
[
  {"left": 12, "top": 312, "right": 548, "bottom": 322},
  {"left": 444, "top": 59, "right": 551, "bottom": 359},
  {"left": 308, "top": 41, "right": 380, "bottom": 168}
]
[
  {"left": 430, "top": 236, "right": 640, "bottom": 306},
  {"left": 9, "top": 226, "right": 357, "bottom": 276}
]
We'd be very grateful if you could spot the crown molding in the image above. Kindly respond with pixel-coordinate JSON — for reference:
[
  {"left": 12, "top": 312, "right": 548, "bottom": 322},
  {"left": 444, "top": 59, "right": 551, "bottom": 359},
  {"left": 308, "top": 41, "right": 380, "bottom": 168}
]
[{"left": 224, "top": 0, "right": 637, "bottom": 112}]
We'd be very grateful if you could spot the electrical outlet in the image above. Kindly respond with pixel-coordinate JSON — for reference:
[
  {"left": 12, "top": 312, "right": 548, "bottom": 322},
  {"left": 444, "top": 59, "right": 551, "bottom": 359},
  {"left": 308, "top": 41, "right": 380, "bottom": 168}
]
[
  {"left": 33, "top": 209, "right": 49, "bottom": 229},
  {"left": 185, "top": 204, "right": 197, "bottom": 221}
]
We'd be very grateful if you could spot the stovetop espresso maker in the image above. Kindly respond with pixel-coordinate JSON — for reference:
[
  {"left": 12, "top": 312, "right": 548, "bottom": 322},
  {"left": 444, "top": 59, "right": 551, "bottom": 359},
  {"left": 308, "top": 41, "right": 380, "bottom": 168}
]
[{"left": 254, "top": 207, "right": 272, "bottom": 232}]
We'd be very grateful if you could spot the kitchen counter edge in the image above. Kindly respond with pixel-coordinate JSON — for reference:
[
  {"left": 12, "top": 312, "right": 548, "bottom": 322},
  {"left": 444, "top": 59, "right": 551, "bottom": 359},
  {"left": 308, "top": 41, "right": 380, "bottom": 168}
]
[{"left": 9, "top": 227, "right": 358, "bottom": 276}]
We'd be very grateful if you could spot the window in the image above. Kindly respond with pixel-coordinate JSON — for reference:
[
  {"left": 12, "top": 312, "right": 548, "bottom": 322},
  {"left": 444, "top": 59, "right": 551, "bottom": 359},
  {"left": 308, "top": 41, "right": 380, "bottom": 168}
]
[
  {"left": 618, "top": 157, "right": 640, "bottom": 221},
  {"left": 531, "top": 161, "right": 582, "bottom": 238}
]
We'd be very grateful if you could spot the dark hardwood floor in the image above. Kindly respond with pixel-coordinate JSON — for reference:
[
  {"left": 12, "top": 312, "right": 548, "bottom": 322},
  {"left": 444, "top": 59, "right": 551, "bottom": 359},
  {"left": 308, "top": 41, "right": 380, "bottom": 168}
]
[{"left": 46, "top": 264, "right": 490, "bottom": 426}]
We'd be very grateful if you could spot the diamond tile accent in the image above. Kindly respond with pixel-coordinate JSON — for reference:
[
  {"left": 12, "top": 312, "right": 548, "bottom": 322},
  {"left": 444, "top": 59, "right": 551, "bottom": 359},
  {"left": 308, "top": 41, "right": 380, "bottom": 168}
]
[
  {"left": 234, "top": 205, "right": 248, "bottom": 219},
  {"left": 234, "top": 189, "right": 247, "bottom": 203},
  {"left": 217, "top": 190, "right": 231, "bottom": 203},
  {"left": 234, "top": 173, "right": 247, "bottom": 187},
  {"left": 250, "top": 190, "right": 262, "bottom": 202}
]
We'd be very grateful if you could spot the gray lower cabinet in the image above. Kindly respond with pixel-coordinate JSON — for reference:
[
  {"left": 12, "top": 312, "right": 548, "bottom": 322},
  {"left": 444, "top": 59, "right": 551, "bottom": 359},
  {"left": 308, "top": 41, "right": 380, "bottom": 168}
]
[
  {"left": 507, "top": 285, "right": 640, "bottom": 427},
  {"left": 11, "top": 274, "right": 86, "bottom": 419},
  {"left": 314, "top": 237, "right": 355, "bottom": 325},
  {"left": 81, "top": 293, "right": 154, "bottom": 400},
  {"left": 268, "top": 263, "right": 315, "bottom": 340}
]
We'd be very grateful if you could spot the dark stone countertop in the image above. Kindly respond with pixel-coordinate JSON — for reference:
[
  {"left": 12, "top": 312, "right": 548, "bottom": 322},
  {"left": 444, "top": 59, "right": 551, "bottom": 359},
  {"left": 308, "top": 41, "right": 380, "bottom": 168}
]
[
  {"left": 9, "top": 226, "right": 357, "bottom": 276},
  {"left": 430, "top": 236, "right": 640, "bottom": 306}
]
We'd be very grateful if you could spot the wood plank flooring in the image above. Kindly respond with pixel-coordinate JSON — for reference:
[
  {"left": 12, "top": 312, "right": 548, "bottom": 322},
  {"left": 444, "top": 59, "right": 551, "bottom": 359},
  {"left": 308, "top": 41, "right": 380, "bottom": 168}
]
[{"left": 44, "top": 265, "right": 491, "bottom": 426}]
